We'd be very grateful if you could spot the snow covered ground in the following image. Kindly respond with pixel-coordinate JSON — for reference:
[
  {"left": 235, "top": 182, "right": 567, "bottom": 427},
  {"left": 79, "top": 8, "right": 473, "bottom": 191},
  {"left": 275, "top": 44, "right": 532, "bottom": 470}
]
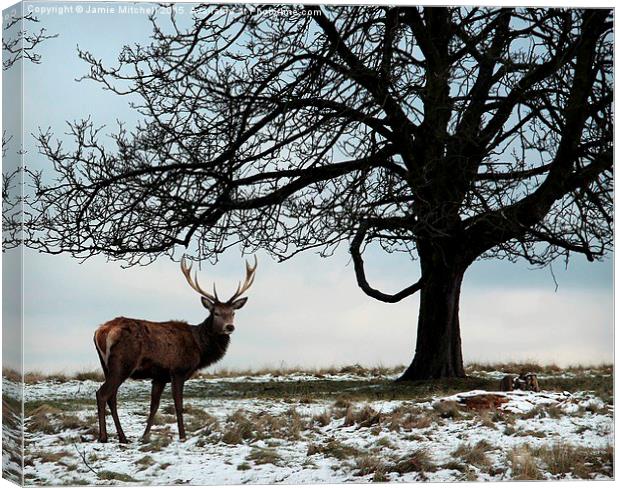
[{"left": 20, "top": 370, "right": 614, "bottom": 484}]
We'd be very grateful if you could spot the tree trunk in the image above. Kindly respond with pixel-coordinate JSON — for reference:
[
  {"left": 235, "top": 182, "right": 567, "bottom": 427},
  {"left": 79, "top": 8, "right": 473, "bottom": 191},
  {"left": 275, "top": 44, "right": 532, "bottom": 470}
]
[{"left": 397, "top": 264, "right": 466, "bottom": 381}]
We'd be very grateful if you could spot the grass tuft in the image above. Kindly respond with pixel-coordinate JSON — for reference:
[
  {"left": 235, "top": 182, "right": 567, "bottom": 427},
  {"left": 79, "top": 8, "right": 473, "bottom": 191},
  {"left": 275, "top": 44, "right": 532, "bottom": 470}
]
[
  {"left": 307, "top": 439, "right": 361, "bottom": 460},
  {"left": 220, "top": 408, "right": 307, "bottom": 445},
  {"left": 532, "top": 442, "right": 613, "bottom": 479},
  {"left": 433, "top": 400, "right": 461, "bottom": 419},
  {"left": 97, "top": 471, "right": 139, "bottom": 482},
  {"left": 136, "top": 455, "right": 156, "bottom": 471},
  {"left": 313, "top": 409, "right": 332, "bottom": 427},
  {"left": 73, "top": 370, "right": 104, "bottom": 382},
  {"left": 390, "top": 448, "right": 436, "bottom": 474},
  {"left": 27, "top": 405, "right": 63, "bottom": 434},
  {"left": 246, "top": 447, "right": 281, "bottom": 466},
  {"left": 354, "top": 455, "right": 388, "bottom": 480},
  {"left": 343, "top": 404, "right": 381, "bottom": 428},
  {"left": 510, "top": 445, "right": 544, "bottom": 480},
  {"left": 386, "top": 404, "right": 433, "bottom": 431},
  {"left": 452, "top": 440, "right": 494, "bottom": 470}
]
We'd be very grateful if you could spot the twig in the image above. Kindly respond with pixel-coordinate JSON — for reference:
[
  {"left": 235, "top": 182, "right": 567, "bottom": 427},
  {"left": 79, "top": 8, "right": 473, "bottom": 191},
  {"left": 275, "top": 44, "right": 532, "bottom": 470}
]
[
  {"left": 549, "top": 263, "right": 559, "bottom": 292},
  {"left": 73, "top": 443, "right": 99, "bottom": 476}
]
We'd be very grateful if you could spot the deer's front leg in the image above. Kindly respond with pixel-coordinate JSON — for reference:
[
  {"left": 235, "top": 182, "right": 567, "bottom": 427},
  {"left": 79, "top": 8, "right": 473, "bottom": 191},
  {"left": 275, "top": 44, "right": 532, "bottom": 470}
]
[{"left": 171, "top": 375, "right": 186, "bottom": 440}]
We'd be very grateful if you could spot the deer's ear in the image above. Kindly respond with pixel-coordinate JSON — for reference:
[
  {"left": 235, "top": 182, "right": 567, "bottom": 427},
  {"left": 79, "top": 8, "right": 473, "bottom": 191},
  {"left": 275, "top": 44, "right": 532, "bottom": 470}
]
[
  {"left": 201, "top": 296, "right": 215, "bottom": 311},
  {"left": 230, "top": 297, "right": 248, "bottom": 310}
]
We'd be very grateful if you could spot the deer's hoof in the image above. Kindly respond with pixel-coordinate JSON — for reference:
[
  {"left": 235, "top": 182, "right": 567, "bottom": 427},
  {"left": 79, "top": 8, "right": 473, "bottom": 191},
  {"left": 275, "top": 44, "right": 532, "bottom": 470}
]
[
  {"left": 98, "top": 436, "right": 108, "bottom": 443},
  {"left": 119, "top": 436, "right": 129, "bottom": 444},
  {"left": 179, "top": 436, "right": 187, "bottom": 442}
]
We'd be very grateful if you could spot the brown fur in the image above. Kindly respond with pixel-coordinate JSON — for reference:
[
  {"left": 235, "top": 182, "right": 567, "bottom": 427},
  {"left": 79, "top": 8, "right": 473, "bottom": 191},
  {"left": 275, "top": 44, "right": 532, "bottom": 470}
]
[
  {"left": 499, "top": 375, "right": 515, "bottom": 392},
  {"left": 519, "top": 373, "right": 540, "bottom": 392},
  {"left": 460, "top": 394, "right": 509, "bottom": 410},
  {"left": 498, "top": 372, "right": 540, "bottom": 393},
  {"left": 93, "top": 313, "right": 234, "bottom": 443}
]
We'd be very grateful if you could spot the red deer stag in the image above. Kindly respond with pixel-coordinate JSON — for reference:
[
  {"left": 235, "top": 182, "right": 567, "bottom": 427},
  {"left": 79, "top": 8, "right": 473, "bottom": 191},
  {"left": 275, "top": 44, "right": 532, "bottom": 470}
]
[{"left": 93, "top": 257, "right": 257, "bottom": 443}]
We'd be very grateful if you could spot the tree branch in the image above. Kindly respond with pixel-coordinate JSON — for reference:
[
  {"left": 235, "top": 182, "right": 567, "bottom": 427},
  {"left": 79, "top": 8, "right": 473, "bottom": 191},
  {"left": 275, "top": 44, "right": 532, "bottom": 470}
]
[{"left": 350, "top": 220, "right": 424, "bottom": 302}]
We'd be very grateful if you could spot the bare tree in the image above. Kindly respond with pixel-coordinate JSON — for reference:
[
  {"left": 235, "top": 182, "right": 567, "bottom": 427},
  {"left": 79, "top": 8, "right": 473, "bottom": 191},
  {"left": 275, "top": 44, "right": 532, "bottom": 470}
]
[
  {"left": 3, "top": 11, "right": 57, "bottom": 250},
  {"left": 2, "top": 11, "right": 57, "bottom": 70},
  {"left": 28, "top": 6, "right": 613, "bottom": 379},
  {"left": 2, "top": 131, "right": 21, "bottom": 251}
]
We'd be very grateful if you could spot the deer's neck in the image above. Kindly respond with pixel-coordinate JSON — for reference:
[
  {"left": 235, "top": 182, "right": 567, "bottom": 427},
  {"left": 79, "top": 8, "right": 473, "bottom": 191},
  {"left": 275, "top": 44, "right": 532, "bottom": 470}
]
[{"left": 194, "top": 316, "right": 230, "bottom": 368}]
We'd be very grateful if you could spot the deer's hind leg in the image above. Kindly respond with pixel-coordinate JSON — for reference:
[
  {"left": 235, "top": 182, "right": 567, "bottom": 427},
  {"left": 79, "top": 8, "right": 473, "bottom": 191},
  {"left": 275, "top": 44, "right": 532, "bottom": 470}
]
[
  {"left": 171, "top": 374, "right": 187, "bottom": 440},
  {"left": 96, "top": 368, "right": 131, "bottom": 443},
  {"left": 94, "top": 338, "right": 128, "bottom": 442},
  {"left": 142, "top": 380, "right": 166, "bottom": 442},
  {"left": 95, "top": 338, "right": 134, "bottom": 443},
  {"left": 107, "top": 390, "right": 128, "bottom": 444}
]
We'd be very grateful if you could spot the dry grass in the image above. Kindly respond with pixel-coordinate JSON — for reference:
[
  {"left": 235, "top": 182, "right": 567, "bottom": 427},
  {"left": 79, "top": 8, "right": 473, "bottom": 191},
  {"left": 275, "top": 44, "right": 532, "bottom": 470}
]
[
  {"left": 196, "top": 364, "right": 404, "bottom": 380},
  {"left": 539, "top": 443, "right": 582, "bottom": 476},
  {"left": 443, "top": 460, "right": 481, "bottom": 481},
  {"left": 220, "top": 407, "right": 308, "bottom": 445},
  {"left": 354, "top": 455, "right": 388, "bottom": 481},
  {"left": 27, "top": 404, "right": 98, "bottom": 437},
  {"left": 246, "top": 447, "right": 281, "bottom": 466},
  {"left": 3, "top": 368, "right": 22, "bottom": 383},
  {"left": 20, "top": 362, "right": 612, "bottom": 386},
  {"left": 466, "top": 362, "right": 612, "bottom": 375},
  {"left": 386, "top": 404, "right": 434, "bottom": 431},
  {"left": 452, "top": 440, "right": 494, "bottom": 470},
  {"left": 22, "top": 369, "right": 102, "bottom": 384},
  {"left": 153, "top": 413, "right": 177, "bottom": 425},
  {"left": 343, "top": 404, "right": 382, "bottom": 428},
  {"left": 432, "top": 400, "right": 461, "bottom": 419},
  {"left": 161, "top": 403, "right": 219, "bottom": 433},
  {"left": 475, "top": 410, "right": 500, "bottom": 429},
  {"left": 521, "top": 403, "right": 563, "bottom": 420},
  {"left": 390, "top": 448, "right": 436, "bottom": 474},
  {"left": 19, "top": 363, "right": 402, "bottom": 385},
  {"left": 532, "top": 442, "right": 614, "bottom": 479},
  {"left": 25, "top": 372, "right": 70, "bottom": 384},
  {"left": 513, "top": 429, "right": 547, "bottom": 438},
  {"left": 74, "top": 370, "right": 104, "bottom": 382},
  {"left": 466, "top": 361, "right": 563, "bottom": 375},
  {"left": 18, "top": 363, "right": 407, "bottom": 387},
  {"left": 136, "top": 455, "right": 156, "bottom": 470},
  {"left": 97, "top": 471, "right": 139, "bottom": 482},
  {"left": 375, "top": 436, "right": 394, "bottom": 449},
  {"left": 30, "top": 450, "right": 72, "bottom": 465},
  {"left": 27, "top": 404, "right": 63, "bottom": 434},
  {"left": 333, "top": 397, "right": 352, "bottom": 409},
  {"left": 313, "top": 409, "right": 332, "bottom": 427},
  {"left": 510, "top": 445, "right": 544, "bottom": 480},
  {"left": 59, "top": 414, "right": 93, "bottom": 431},
  {"left": 139, "top": 428, "right": 174, "bottom": 452},
  {"left": 307, "top": 439, "right": 361, "bottom": 460}
]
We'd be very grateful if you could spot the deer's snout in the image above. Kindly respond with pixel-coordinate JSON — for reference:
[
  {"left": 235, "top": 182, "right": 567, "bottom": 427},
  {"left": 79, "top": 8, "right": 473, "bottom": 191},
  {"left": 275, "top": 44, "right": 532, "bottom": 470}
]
[{"left": 224, "top": 324, "right": 235, "bottom": 334}]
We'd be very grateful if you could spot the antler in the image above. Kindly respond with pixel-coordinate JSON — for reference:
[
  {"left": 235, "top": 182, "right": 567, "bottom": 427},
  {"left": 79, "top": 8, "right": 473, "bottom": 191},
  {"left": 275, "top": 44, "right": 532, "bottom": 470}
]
[
  {"left": 180, "top": 256, "right": 218, "bottom": 301},
  {"left": 229, "top": 256, "right": 258, "bottom": 303},
  {"left": 181, "top": 256, "right": 257, "bottom": 303}
]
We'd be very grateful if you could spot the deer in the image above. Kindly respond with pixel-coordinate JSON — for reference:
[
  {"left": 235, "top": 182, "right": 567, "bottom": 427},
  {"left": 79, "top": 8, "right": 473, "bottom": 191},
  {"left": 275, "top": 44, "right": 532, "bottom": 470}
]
[
  {"left": 499, "top": 372, "right": 541, "bottom": 393},
  {"left": 93, "top": 256, "right": 257, "bottom": 443}
]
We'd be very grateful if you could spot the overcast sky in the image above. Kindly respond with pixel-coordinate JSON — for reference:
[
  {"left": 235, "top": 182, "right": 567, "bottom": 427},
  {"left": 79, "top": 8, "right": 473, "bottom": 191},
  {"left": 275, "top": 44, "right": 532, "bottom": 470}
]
[{"left": 2, "top": 2, "right": 613, "bottom": 373}]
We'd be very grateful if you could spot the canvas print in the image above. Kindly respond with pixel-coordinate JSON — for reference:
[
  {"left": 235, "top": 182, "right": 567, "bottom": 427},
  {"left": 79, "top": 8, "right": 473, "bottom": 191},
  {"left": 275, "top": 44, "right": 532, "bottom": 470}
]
[{"left": 1, "top": 1, "right": 614, "bottom": 485}]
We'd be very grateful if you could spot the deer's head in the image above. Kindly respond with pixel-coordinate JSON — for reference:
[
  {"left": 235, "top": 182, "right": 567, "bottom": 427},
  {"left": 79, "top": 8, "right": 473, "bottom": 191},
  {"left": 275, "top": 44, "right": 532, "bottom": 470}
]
[{"left": 181, "top": 257, "right": 257, "bottom": 335}]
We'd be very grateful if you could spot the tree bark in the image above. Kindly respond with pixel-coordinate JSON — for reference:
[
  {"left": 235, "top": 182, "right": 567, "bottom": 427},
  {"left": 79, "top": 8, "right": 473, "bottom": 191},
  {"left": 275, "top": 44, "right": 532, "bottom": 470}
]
[{"left": 397, "top": 264, "right": 466, "bottom": 381}]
